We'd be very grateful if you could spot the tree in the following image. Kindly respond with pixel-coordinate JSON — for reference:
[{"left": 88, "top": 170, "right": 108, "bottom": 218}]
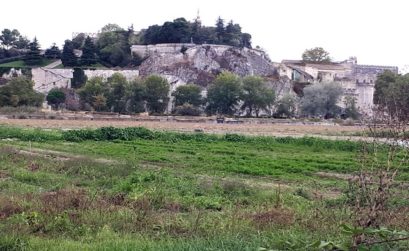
[
  {"left": 0, "top": 77, "right": 44, "bottom": 107},
  {"left": 71, "top": 68, "right": 87, "bottom": 89},
  {"left": 240, "top": 76, "right": 275, "bottom": 117},
  {"left": 96, "top": 24, "right": 131, "bottom": 67},
  {"left": 144, "top": 75, "right": 170, "bottom": 114},
  {"left": 215, "top": 17, "right": 225, "bottom": 44},
  {"left": 172, "top": 84, "right": 203, "bottom": 107},
  {"left": 300, "top": 82, "right": 343, "bottom": 118},
  {"left": 81, "top": 36, "right": 97, "bottom": 66},
  {"left": 374, "top": 71, "right": 409, "bottom": 120},
  {"left": 93, "top": 94, "right": 107, "bottom": 111},
  {"left": 274, "top": 93, "right": 297, "bottom": 118},
  {"left": 78, "top": 77, "right": 107, "bottom": 110},
  {"left": 223, "top": 21, "right": 242, "bottom": 46},
  {"left": 302, "top": 47, "right": 331, "bottom": 63},
  {"left": 0, "top": 29, "right": 20, "bottom": 49},
  {"left": 206, "top": 72, "right": 242, "bottom": 115},
  {"left": 71, "top": 33, "right": 86, "bottom": 49},
  {"left": 61, "top": 40, "right": 78, "bottom": 67},
  {"left": 106, "top": 73, "right": 129, "bottom": 113},
  {"left": 44, "top": 43, "right": 61, "bottom": 59},
  {"left": 46, "top": 88, "right": 66, "bottom": 109},
  {"left": 127, "top": 78, "right": 146, "bottom": 113},
  {"left": 24, "top": 37, "right": 43, "bottom": 66}
]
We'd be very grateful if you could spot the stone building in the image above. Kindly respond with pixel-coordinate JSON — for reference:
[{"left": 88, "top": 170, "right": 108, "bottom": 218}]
[{"left": 280, "top": 57, "right": 398, "bottom": 114}]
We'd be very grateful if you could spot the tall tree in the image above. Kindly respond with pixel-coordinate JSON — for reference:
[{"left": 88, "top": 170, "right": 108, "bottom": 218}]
[
  {"left": 215, "top": 17, "right": 225, "bottom": 44},
  {"left": 302, "top": 47, "right": 331, "bottom": 63},
  {"left": 127, "top": 78, "right": 146, "bottom": 113},
  {"left": 206, "top": 72, "right": 242, "bottom": 115},
  {"left": 44, "top": 43, "right": 61, "bottom": 59},
  {"left": 61, "top": 40, "right": 78, "bottom": 67},
  {"left": 81, "top": 36, "right": 97, "bottom": 66},
  {"left": 240, "top": 76, "right": 275, "bottom": 117},
  {"left": 144, "top": 75, "right": 170, "bottom": 114},
  {"left": 374, "top": 71, "right": 409, "bottom": 119},
  {"left": 0, "top": 77, "right": 44, "bottom": 107},
  {"left": 300, "top": 82, "right": 343, "bottom": 118},
  {"left": 106, "top": 73, "right": 129, "bottom": 113},
  {"left": 24, "top": 37, "right": 43, "bottom": 66},
  {"left": 172, "top": 84, "right": 203, "bottom": 107},
  {"left": 0, "top": 29, "right": 20, "bottom": 49}
]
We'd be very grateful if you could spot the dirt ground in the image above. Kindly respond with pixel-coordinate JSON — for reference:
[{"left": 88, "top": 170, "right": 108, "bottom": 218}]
[{"left": 0, "top": 118, "right": 364, "bottom": 137}]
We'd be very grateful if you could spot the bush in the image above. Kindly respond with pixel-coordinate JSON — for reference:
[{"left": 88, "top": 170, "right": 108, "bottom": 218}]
[{"left": 173, "top": 104, "right": 202, "bottom": 116}]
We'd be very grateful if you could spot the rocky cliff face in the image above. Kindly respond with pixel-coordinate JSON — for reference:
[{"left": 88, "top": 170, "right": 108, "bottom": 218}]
[{"left": 133, "top": 44, "right": 289, "bottom": 87}]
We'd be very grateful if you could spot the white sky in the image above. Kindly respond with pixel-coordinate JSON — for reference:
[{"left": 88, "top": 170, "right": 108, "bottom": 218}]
[{"left": 1, "top": 0, "right": 408, "bottom": 70}]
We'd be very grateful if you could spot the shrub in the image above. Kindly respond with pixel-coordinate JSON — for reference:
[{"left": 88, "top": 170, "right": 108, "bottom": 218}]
[{"left": 173, "top": 104, "right": 202, "bottom": 116}]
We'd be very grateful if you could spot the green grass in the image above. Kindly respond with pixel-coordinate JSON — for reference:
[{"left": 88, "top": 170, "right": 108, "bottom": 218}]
[
  {"left": 0, "top": 59, "right": 57, "bottom": 68},
  {"left": 0, "top": 126, "right": 408, "bottom": 250}
]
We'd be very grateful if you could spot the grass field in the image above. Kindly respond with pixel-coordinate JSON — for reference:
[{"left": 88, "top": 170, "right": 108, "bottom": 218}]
[
  {"left": 0, "top": 59, "right": 58, "bottom": 68},
  {"left": 0, "top": 126, "right": 408, "bottom": 250}
]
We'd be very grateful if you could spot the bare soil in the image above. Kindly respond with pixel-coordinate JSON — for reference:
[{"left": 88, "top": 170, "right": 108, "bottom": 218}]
[{"left": 0, "top": 118, "right": 363, "bottom": 137}]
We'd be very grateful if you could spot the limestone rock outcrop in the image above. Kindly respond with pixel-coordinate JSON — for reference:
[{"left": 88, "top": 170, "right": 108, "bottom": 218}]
[{"left": 132, "top": 44, "right": 281, "bottom": 86}]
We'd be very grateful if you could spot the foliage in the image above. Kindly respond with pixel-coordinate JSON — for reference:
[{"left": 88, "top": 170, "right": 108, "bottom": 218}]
[
  {"left": 274, "top": 93, "right": 297, "bottom": 118},
  {"left": 206, "top": 72, "right": 242, "bottom": 115},
  {"left": 96, "top": 24, "right": 133, "bottom": 67},
  {"left": 46, "top": 88, "right": 66, "bottom": 109},
  {"left": 71, "top": 68, "right": 87, "bottom": 89},
  {"left": 105, "top": 73, "right": 129, "bottom": 113},
  {"left": 141, "top": 17, "right": 252, "bottom": 48},
  {"left": 144, "top": 75, "right": 169, "bottom": 114},
  {"left": 80, "top": 36, "right": 97, "bottom": 66},
  {"left": 127, "top": 78, "right": 146, "bottom": 113},
  {"left": 77, "top": 77, "right": 107, "bottom": 110},
  {"left": 44, "top": 43, "right": 61, "bottom": 59},
  {"left": 374, "top": 71, "right": 409, "bottom": 120},
  {"left": 302, "top": 47, "right": 331, "bottom": 63},
  {"left": 172, "top": 84, "right": 203, "bottom": 107},
  {"left": 61, "top": 40, "right": 77, "bottom": 67},
  {"left": 0, "top": 77, "right": 44, "bottom": 107},
  {"left": 0, "top": 28, "right": 29, "bottom": 50},
  {"left": 240, "top": 76, "right": 275, "bottom": 117},
  {"left": 300, "top": 82, "right": 343, "bottom": 118},
  {"left": 24, "top": 37, "right": 43, "bottom": 66}
]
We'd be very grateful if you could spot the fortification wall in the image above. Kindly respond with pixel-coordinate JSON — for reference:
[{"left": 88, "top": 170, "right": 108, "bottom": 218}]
[
  {"left": 32, "top": 68, "right": 73, "bottom": 94},
  {"left": 83, "top": 69, "right": 139, "bottom": 81}
]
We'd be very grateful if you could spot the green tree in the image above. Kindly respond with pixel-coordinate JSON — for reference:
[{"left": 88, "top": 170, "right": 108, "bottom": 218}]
[
  {"left": 106, "top": 73, "right": 129, "bottom": 113},
  {"left": 44, "top": 43, "right": 61, "bottom": 59},
  {"left": 127, "top": 78, "right": 146, "bottom": 113},
  {"left": 144, "top": 75, "right": 170, "bottom": 114},
  {"left": 172, "top": 84, "right": 203, "bottom": 107},
  {"left": 61, "top": 40, "right": 78, "bottom": 67},
  {"left": 93, "top": 94, "right": 107, "bottom": 111},
  {"left": 240, "top": 76, "right": 275, "bottom": 117},
  {"left": 81, "top": 36, "right": 97, "bottom": 66},
  {"left": 0, "top": 77, "right": 44, "bottom": 107},
  {"left": 0, "top": 29, "right": 20, "bottom": 49},
  {"left": 274, "top": 93, "right": 297, "bottom": 118},
  {"left": 300, "top": 82, "right": 343, "bottom": 118},
  {"left": 215, "top": 17, "right": 225, "bottom": 44},
  {"left": 96, "top": 24, "right": 131, "bottom": 67},
  {"left": 302, "top": 47, "right": 331, "bottom": 63},
  {"left": 24, "top": 37, "right": 43, "bottom": 66},
  {"left": 206, "top": 72, "right": 242, "bottom": 115},
  {"left": 72, "top": 33, "right": 86, "bottom": 49},
  {"left": 78, "top": 77, "right": 107, "bottom": 110},
  {"left": 374, "top": 71, "right": 409, "bottom": 119},
  {"left": 373, "top": 70, "right": 398, "bottom": 107},
  {"left": 71, "top": 68, "right": 88, "bottom": 89},
  {"left": 46, "top": 88, "right": 66, "bottom": 110}
]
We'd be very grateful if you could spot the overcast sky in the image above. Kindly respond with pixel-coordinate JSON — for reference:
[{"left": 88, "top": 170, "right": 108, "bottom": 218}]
[{"left": 2, "top": 0, "right": 408, "bottom": 71}]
